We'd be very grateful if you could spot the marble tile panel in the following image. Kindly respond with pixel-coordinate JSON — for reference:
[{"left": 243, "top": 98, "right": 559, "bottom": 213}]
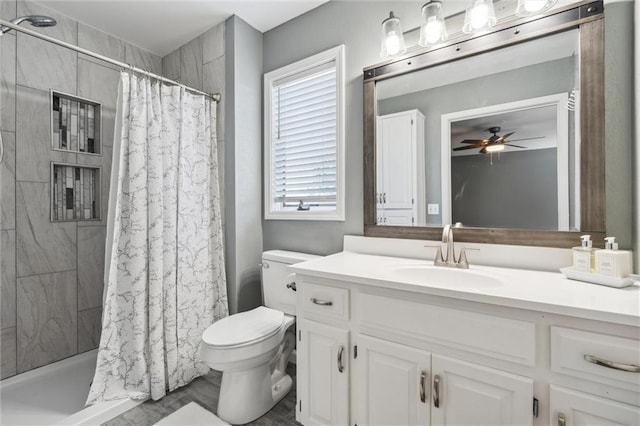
[
  {"left": 16, "top": 33, "right": 76, "bottom": 94},
  {"left": 17, "top": 0, "right": 77, "bottom": 44},
  {"left": 1, "top": 131, "right": 15, "bottom": 229},
  {"left": 162, "top": 48, "right": 181, "bottom": 82},
  {"left": 78, "top": 23, "right": 125, "bottom": 70},
  {"left": 125, "top": 43, "right": 162, "bottom": 75},
  {"left": 180, "top": 36, "right": 203, "bottom": 91},
  {"left": 16, "top": 182, "right": 76, "bottom": 277},
  {"left": 16, "top": 86, "right": 76, "bottom": 183},
  {"left": 78, "top": 306, "right": 101, "bottom": 353},
  {"left": 1, "top": 32, "right": 16, "bottom": 132},
  {"left": 203, "top": 56, "right": 225, "bottom": 142},
  {"left": 1, "top": 327, "right": 16, "bottom": 379},
  {"left": 77, "top": 226, "right": 105, "bottom": 310},
  {"left": 0, "top": 0, "right": 17, "bottom": 20},
  {"left": 202, "top": 23, "right": 224, "bottom": 64},
  {"left": 78, "top": 144, "right": 112, "bottom": 227},
  {"left": 16, "top": 269, "right": 77, "bottom": 373},
  {"left": 78, "top": 59, "right": 120, "bottom": 148},
  {"left": 1, "top": 229, "right": 16, "bottom": 328}
]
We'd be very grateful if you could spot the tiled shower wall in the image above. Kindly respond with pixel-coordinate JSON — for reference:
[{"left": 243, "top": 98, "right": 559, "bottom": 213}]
[
  {"left": 161, "top": 22, "right": 226, "bottom": 212},
  {"left": 0, "top": 0, "right": 162, "bottom": 379}
]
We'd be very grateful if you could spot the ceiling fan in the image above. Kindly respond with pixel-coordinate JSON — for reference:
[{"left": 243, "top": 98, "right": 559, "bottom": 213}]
[{"left": 452, "top": 126, "right": 543, "bottom": 154}]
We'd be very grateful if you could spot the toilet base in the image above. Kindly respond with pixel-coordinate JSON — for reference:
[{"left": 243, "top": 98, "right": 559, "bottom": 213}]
[{"left": 216, "top": 364, "right": 293, "bottom": 425}]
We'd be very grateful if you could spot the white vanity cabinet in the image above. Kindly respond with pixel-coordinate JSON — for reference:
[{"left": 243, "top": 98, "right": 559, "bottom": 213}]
[
  {"left": 293, "top": 262, "right": 640, "bottom": 426},
  {"left": 376, "top": 110, "right": 425, "bottom": 226}
]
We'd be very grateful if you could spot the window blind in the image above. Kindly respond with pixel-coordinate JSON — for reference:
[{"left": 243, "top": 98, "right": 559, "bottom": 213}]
[{"left": 272, "top": 61, "right": 337, "bottom": 206}]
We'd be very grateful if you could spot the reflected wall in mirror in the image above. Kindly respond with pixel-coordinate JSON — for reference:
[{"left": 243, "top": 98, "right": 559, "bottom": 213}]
[{"left": 376, "top": 28, "right": 580, "bottom": 231}]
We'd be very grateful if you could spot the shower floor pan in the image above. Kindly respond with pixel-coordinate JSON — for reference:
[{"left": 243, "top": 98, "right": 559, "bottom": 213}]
[{"left": 0, "top": 349, "right": 141, "bottom": 425}]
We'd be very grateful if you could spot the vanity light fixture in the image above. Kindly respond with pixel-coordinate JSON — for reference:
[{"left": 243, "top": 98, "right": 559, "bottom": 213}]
[
  {"left": 462, "top": 0, "right": 497, "bottom": 34},
  {"left": 380, "top": 11, "right": 407, "bottom": 59},
  {"left": 515, "top": 0, "right": 558, "bottom": 16},
  {"left": 419, "top": 1, "right": 448, "bottom": 47}
]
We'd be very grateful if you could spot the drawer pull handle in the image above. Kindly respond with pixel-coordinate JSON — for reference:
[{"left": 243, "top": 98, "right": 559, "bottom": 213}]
[
  {"left": 337, "top": 346, "right": 344, "bottom": 373},
  {"left": 433, "top": 374, "right": 440, "bottom": 408},
  {"left": 584, "top": 354, "right": 640, "bottom": 373},
  {"left": 558, "top": 412, "right": 566, "bottom": 426},
  {"left": 311, "top": 298, "right": 333, "bottom": 306},
  {"left": 419, "top": 371, "right": 427, "bottom": 403}
]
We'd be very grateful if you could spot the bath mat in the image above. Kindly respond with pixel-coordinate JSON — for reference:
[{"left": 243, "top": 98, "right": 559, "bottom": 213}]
[{"left": 153, "top": 402, "right": 229, "bottom": 426}]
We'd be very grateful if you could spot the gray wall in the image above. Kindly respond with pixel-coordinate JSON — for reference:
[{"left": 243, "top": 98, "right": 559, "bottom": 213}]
[
  {"left": 378, "top": 57, "right": 575, "bottom": 226},
  {"left": 635, "top": 1, "right": 639, "bottom": 271},
  {"left": 224, "top": 16, "right": 264, "bottom": 314},
  {"left": 451, "top": 149, "right": 558, "bottom": 230},
  {"left": 263, "top": 1, "right": 635, "bottom": 256},
  {"left": 0, "top": 0, "right": 161, "bottom": 379}
]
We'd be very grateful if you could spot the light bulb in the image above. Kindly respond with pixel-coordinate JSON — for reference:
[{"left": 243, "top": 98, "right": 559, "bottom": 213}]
[
  {"left": 385, "top": 31, "right": 401, "bottom": 56},
  {"left": 469, "top": 3, "right": 489, "bottom": 29},
  {"left": 424, "top": 18, "right": 443, "bottom": 44},
  {"left": 485, "top": 144, "right": 505, "bottom": 153}
]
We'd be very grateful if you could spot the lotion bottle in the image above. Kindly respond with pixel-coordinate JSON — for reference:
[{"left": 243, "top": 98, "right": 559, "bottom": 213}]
[
  {"left": 573, "top": 235, "right": 595, "bottom": 273},
  {"left": 595, "top": 237, "right": 633, "bottom": 278}
]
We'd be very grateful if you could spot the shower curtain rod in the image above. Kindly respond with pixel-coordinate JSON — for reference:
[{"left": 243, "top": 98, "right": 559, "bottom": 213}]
[{"left": 0, "top": 18, "right": 222, "bottom": 103}]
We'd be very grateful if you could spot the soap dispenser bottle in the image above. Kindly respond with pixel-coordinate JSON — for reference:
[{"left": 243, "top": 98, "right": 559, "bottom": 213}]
[
  {"left": 573, "top": 235, "right": 595, "bottom": 273},
  {"left": 595, "top": 237, "right": 633, "bottom": 278}
]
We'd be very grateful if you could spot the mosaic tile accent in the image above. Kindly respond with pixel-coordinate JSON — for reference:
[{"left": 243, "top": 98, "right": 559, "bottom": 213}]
[
  {"left": 52, "top": 92, "right": 101, "bottom": 154},
  {"left": 52, "top": 164, "right": 99, "bottom": 221}
]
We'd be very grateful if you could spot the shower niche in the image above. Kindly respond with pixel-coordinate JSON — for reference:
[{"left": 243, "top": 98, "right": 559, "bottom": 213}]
[
  {"left": 51, "top": 163, "right": 101, "bottom": 221},
  {"left": 51, "top": 90, "right": 101, "bottom": 154}
]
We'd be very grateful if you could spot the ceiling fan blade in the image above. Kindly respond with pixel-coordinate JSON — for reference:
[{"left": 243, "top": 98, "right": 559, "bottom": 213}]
[
  {"left": 507, "top": 136, "right": 545, "bottom": 142},
  {"left": 501, "top": 131, "right": 516, "bottom": 140},
  {"left": 459, "top": 139, "right": 487, "bottom": 144},
  {"left": 453, "top": 144, "right": 482, "bottom": 151},
  {"left": 505, "top": 143, "right": 527, "bottom": 148}
]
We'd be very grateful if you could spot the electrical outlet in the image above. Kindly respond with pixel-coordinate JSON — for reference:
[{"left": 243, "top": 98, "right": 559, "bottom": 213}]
[{"left": 428, "top": 204, "right": 439, "bottom": 215}]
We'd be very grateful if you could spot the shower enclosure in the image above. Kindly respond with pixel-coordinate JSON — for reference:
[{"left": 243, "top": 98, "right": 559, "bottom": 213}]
[{"left": 0, "top": 1, "right": 226, "bottom": 423}]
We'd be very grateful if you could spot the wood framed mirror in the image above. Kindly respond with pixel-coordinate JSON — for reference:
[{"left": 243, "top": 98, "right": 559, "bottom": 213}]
[{"left": 363, "top": 1, "right": 605, "bottom": 248}]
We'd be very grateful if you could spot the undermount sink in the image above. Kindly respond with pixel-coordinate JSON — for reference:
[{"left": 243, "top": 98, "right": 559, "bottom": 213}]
[{"left": 390, "top": 265, "right": 504, "bottom": 289}]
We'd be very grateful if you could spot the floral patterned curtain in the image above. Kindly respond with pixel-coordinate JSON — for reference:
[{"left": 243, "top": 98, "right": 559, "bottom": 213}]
[{"left": 87, "top": 72, "right": 228, "bottom": 404}]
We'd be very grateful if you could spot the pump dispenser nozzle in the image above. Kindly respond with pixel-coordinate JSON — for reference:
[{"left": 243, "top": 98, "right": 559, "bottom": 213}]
[
  {"left": 604, "top": 237, "right": 618, "bottom": 250},
  {"left": 580, "top": 235, "right": 593, "bottom": 248}
]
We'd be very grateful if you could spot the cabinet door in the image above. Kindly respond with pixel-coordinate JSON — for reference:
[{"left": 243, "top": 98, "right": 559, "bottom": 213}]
[
  {"left": 356, "top": 335, "right": 431, "bottom": 426},
  {"left": 383, "top": 209, "right": 414, "bottom": 226},
  {"left": 297, "top": 320, "right": 349, "bottom": 426},
  {"left": 550, "top": 385, "right": 640, "bottom": 425},
  {"left": 378, "top": 114, "right": 414, "bottom": 209},
  {"left": 431, "top": 354, "right": 533, "bottom": 426}
]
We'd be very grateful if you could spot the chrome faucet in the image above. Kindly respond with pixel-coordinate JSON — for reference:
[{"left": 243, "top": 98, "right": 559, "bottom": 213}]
[{"left": 432, "top": 224, "right": 472, "bottom": 269}]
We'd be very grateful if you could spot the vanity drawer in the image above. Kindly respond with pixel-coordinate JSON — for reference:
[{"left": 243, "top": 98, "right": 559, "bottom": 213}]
[
  {"left": 550, "top": 327, "right": 640, "bottom": 392},
  {"left": 301, "top": 282, "right": 349, "bottom": 322},
  {"left": 359, "top": 293, "right": 535, "bottom": 366}
]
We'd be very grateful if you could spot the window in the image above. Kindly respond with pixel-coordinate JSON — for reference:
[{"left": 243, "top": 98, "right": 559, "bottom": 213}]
[{"left": 264, "top": 45, "right": 345, "bottom": 220}]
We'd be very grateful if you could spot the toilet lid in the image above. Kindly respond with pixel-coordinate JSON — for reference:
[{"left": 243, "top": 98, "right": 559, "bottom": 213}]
[{"left": 202, "top": 306, "right": 285, "bottom": 347}]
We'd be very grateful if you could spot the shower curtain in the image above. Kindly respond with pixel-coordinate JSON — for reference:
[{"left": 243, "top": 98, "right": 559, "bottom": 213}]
[{"left": 87, "top": 72, "right": 228, "bottom": 404}]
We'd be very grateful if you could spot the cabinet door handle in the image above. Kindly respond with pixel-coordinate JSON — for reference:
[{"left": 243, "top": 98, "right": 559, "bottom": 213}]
[
  {"left": 558, "top": 412, "right": 566, "bottom": 426},
  {"left": 383, "top": 193, "right": 386, "bottom": 203},
  {"left": 584, "top": 354, "right": 640, "bottom": 373},
  {"left": 310, "top": 298, "right": 333, "bottom": 306},
  {"left": 433, "top": 374, "right": 440, "bottom": 408},
  {"left": 286, "top": 282, "right": 297, "bottom": 291},
  {"left": 337, "top": 346, "right": 344, "bottom": 373},
  {"left": 419, "top": 371, "right": 427, "bottom": 403}
]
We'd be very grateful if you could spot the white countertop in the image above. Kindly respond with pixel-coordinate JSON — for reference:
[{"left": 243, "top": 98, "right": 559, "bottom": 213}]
[{"left": 289, "top": 251, "right": 640, "bottom": 327}]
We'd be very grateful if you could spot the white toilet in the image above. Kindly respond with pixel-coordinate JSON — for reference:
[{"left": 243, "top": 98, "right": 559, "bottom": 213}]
[{"left": 200, "top": 250, "right": 319, "bottom": 425}]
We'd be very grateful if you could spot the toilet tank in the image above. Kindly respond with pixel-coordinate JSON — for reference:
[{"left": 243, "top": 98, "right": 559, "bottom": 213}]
[{"left": 262, "top": 250, "right": 320, "bottom": 316}]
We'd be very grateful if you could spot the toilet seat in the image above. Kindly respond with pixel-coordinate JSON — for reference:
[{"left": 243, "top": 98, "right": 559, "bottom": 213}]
[{"left": 202, "top": 306, "right": 285, "bottom": 348}]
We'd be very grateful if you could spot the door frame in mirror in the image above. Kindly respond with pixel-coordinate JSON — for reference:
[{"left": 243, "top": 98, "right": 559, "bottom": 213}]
[
  {"left": 363, "top": 1, "right": 605, "bottom": 248},
  {"left": 441, "top": 93, "right": 572, "bottom": 231}
]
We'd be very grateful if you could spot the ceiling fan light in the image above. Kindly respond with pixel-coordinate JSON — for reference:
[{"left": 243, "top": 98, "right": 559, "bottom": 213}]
[
  {"left": 485, "top": 144, "right": 505, "bottom": 153},
  {"left": 515, "top": 0, "right": 558, "bottom": 16},
  {"left": 419, "top": 1, "right": 448, "bottom": 47},
  {"left": 462, "top": 0, "right": 497, "bottom": 34},
  {"left": 380, "top": 11, "right": 407, "bottom": 59}
]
